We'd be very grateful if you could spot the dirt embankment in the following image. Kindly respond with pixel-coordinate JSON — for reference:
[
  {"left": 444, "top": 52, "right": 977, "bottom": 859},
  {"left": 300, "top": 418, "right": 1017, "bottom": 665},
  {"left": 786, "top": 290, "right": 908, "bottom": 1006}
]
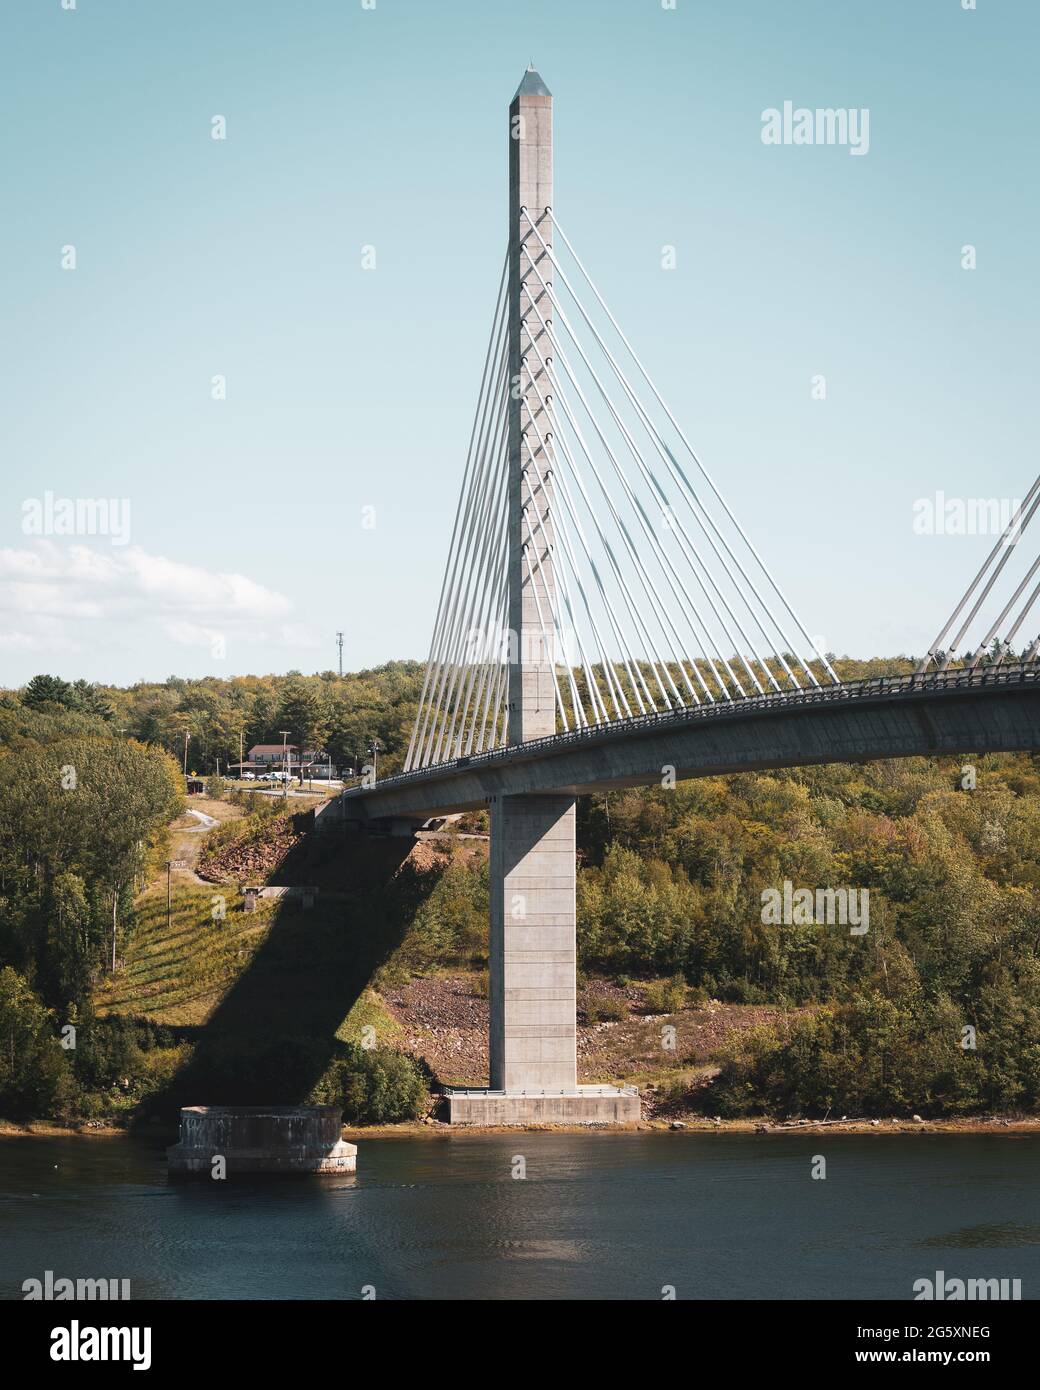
[
  {"left": 197, "top": 818, "right": 306, "bottom": 883},
  {"left": 192, "top": 807, "right": 482, "bottom": 890},
  {"left": 382, "top": 972, "right": 794, "bottom": 1100}
]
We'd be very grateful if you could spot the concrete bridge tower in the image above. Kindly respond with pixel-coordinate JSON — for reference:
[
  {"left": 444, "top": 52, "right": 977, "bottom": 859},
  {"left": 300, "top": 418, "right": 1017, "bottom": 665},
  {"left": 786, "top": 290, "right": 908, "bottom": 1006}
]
[
  {"left": 450, "top": 70, "right": 638, "bottom": 1125},
  {"left": 507, "top": 65, "right": 558, "bottom": 744}
]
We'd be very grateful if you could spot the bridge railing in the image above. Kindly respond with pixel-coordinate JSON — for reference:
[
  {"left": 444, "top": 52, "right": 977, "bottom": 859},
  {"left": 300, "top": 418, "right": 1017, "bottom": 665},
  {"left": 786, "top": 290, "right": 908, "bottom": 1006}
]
[{"left": 352, "top": 665, "right": 1039, "bottom": 796}]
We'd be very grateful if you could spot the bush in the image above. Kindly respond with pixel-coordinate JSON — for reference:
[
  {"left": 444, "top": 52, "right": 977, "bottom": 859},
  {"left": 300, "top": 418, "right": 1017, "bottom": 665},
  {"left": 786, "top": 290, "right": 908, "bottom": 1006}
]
[
  {"left": 69, "top": 1014, "right": 176, "bottom": 1097},
  {"left": 227, "top": 789, "right": 281, "bottom": 818},
  {"left": 701, "top": 988, "right": 1027, "bottom": 1119},
  {"left": 584, "top": 991, "right": 626, "bottom": 1023},
  {"left": 643, "top": 974, "right": 687, "bottom": 1014},
  {"left": 311, "top": 1044, "right": 427, "bottom": 1124},
  {"left": 390, "top": 860, "right": 490, "bottom": 976},
  {"left": 70, "top": 1015, "right": 144, "bottom": 1093}
]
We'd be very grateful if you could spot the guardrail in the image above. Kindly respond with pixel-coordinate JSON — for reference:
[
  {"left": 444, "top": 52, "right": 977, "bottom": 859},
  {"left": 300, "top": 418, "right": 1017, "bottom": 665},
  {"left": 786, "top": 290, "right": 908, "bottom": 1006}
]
[
  {"left": 442, "top": 1085, "right": 640, "bottom": 1097},
  {"left": 349, "top": 665, "right": 1040, "bottom": 797}
]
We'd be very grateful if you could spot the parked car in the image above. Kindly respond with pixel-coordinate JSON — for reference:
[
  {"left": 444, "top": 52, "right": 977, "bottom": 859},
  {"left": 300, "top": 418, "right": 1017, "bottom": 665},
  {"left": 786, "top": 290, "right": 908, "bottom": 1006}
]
[{"left": 241, "top": 772, "right": 256, "bottom": 781}]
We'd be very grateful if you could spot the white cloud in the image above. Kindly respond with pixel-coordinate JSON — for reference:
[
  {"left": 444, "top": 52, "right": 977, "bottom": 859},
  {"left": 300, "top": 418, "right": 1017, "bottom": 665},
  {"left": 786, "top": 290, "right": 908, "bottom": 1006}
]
[
  {"left": 0, "top": 630, "right": 47, "bottom": 651},
  {"left": 0, "top": 541, "right": 295, "bottom": 658}
]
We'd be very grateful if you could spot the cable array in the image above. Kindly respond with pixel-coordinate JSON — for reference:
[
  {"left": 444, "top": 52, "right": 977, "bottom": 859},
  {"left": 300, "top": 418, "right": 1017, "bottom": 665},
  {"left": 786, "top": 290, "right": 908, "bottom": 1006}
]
[
  {"left": 917, "top": 475, "right": 1040, "bottom": 673},
  {"left": 404, "top": 257, "right": 511, "bottom": 772},
  {"left": 406, "top": 216, "right": 838, "bottom": 770}
]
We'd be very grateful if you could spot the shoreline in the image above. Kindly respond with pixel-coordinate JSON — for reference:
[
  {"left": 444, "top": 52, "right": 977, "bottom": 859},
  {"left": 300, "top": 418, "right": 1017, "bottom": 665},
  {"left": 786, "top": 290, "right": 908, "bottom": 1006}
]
[
  {"left": 344, "top": 1116, "right": 1040, "bottom": 1139},
  {"left": 4, "top": 1115, "right": 1039, "bottom": 1141}
]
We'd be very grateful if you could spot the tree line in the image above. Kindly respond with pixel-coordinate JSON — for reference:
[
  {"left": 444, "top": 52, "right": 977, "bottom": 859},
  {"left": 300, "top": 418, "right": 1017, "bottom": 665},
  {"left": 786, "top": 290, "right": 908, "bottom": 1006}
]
[
  {"left": 0, "top": 698, "right": 184, "bottom": 1116},
  {"left": 20, "top": 665, "right": 424, "bottom": 778}
]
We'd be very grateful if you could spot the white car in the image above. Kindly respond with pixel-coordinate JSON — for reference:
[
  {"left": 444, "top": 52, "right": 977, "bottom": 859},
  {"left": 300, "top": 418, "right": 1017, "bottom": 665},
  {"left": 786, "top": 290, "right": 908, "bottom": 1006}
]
[{"left": 241, "top": 772, "right": 256, "bottom": 781}]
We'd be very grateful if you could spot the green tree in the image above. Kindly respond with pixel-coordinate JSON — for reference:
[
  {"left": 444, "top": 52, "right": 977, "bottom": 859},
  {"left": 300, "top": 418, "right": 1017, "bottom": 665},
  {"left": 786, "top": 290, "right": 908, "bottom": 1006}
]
[
  {"left": 0, "top": 968, "right": 72, "bottom": 1118},
  {"left": 311, "top": 1044, "right": 426, "bottom": 1124},
  {"left": 68, "top": 680, "right": 114, "bottom": 721},
  {"left": 275, "top": 676, "right": 328, "bottom": 757},
  {"left": 22, "top": 674, "right": 73, "bottom": 710}
]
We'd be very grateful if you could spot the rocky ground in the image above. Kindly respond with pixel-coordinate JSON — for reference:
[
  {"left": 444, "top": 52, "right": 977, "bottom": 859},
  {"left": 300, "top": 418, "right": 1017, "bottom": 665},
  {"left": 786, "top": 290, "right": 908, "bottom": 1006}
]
[
  {"left": 380, "top": 970, "right": 794, "bottom": 1108},
  {"left": 382, "top": 976, "right": 491, "bottom": 1087},
  {"left": 197, "top": 817, "right": 306, "bottom": 883}
]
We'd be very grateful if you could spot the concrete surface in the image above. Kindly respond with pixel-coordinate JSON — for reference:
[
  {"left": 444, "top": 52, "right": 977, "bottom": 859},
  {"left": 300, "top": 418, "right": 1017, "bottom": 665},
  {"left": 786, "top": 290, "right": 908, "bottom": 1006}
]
[
  {"left": 507, "top": 67, "right": 557, "bottom": 745},
  {"left": 489, "top": 793, "right": 577, "bottom": 1092},
  {"left": 167, "top": 1106, "right": 357, "bottom": 1176},
  {"left": 445, "top": 1085, "right": 641, "bottom": 1127},
  {"left": 328, "top": 678, "right": 1040, "bottom": 822}
]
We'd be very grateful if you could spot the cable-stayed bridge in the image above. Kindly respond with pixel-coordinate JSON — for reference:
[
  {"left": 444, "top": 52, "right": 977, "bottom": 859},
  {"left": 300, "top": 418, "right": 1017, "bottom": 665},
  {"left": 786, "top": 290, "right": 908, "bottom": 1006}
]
[{"left": 323, "top": 70, "right": 1040, "bottom": 1125}]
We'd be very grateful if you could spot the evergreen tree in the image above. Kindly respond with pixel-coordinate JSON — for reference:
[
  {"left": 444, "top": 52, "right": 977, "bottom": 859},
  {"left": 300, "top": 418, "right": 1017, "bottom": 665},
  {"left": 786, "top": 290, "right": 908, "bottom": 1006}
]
[
  {"left": 274, "top": 676, "right": 328, "bottom": 755},
  {"left": 23, "top": 674, "right": 73, "bottom": 710}
]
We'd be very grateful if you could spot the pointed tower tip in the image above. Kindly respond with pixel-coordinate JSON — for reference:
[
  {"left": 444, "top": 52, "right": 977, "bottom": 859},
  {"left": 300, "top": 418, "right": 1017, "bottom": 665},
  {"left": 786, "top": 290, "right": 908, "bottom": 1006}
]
[{"left": 513, "top": 66, "right": 551, "bottom": 99}]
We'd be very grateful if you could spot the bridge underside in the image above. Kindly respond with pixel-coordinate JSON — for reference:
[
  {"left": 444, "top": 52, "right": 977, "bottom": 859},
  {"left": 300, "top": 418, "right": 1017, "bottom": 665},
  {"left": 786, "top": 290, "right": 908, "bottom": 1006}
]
[{"left": 330, "top": 683, "right": 1040, "bottom": 825}]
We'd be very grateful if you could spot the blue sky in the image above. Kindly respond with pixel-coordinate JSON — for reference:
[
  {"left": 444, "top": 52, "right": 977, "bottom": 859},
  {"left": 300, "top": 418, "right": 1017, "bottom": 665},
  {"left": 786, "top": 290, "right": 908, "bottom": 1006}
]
[{"left": 1, "top": 0, "right": 1037, "bottom": 685}]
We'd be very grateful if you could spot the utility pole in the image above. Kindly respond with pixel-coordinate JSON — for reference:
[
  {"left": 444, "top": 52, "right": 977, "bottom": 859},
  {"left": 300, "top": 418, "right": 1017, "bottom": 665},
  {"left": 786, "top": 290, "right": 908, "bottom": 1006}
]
[
  {"left": 239, "top": 728, "right": 244, "bottom": 782},
  {"left": 163, "top": 857, "right": 186, "bottom": 932},
  {"left": 182, "top": 728, "right": 190, "bottom": 776},
  {"left": 279, "top": 729, "right": 291, "bottom": 801},
  {"left": 336, "top": 631, "right": 344, "bottom": 677}
]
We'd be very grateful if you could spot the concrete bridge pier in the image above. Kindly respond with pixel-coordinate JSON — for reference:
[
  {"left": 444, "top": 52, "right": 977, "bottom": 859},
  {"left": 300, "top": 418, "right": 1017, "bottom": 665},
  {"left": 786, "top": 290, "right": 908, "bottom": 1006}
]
[
  {"left": 488, "top": 793, "right": 577, "bottom": 1093},
  {"left": 446, "top": 789, "right": 638, "bottom": 1124}
]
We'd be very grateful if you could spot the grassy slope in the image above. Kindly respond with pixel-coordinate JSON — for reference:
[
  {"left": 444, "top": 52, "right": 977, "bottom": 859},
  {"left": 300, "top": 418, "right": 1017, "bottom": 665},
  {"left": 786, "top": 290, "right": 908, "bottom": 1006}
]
[
  {"left": 95, "top": 803, "right": 447, "bottom": 1115},
  {"left": 100, "top": 878, "right": 403, "bottom": 1051}
]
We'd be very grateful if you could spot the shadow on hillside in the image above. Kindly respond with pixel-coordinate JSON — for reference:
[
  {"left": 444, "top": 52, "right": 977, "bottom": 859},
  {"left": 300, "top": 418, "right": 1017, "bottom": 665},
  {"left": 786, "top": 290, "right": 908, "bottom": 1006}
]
[
  {"left": 140, "top": 831, "right": 441, "bottom": 1121},
  {"left": 267, "top": 808, "right": 374, "bottom": 891}
]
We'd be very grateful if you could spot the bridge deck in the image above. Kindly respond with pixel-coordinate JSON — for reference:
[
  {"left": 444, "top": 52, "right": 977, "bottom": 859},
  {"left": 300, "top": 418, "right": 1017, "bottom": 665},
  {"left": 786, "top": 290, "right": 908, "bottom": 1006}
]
[{"left": 330, "top": 668, "right": 1040, "bottom": 822}]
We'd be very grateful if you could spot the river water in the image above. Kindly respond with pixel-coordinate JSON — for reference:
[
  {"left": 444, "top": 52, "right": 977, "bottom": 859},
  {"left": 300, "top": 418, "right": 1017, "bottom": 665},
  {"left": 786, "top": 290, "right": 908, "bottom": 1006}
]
[{"left": 2, "top": 1131, "right": 1038, "bottom": 1300}]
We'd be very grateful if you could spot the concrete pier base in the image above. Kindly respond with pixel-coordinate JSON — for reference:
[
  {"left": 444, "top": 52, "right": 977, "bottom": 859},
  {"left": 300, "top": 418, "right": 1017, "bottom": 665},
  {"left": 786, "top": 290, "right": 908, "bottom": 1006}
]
[
  {"left": 490, "top": 794, "right": 579, "bottom": 1093},
  {"left": 445, "top": 1086, "right": 641, "bottom": 1127},
  {"left": 166, "top": 1106, "right": 357, "bottom": 1176}
]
